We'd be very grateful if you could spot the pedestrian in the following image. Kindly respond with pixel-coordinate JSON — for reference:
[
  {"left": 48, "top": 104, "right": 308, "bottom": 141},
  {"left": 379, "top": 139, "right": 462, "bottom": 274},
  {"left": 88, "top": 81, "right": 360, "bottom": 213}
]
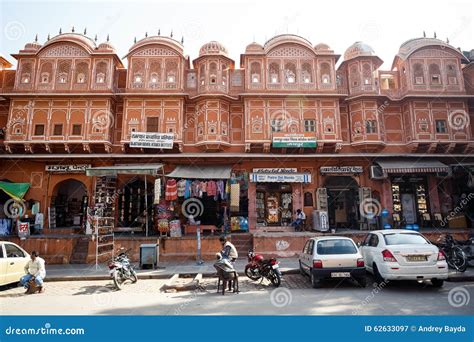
[{"left": 20, "top": 251, "right": 46, "bottom": 294}]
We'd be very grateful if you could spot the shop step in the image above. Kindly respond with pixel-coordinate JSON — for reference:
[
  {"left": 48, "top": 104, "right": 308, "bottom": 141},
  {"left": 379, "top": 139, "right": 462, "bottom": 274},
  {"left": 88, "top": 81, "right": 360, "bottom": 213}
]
[{"left": 70, "top": 237, "right": 91, "bottom": 264}]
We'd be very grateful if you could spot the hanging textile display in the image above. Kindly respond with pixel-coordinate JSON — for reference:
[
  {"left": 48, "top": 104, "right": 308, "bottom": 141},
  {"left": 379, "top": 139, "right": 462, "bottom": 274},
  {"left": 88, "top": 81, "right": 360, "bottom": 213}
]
[
  {"left": 165, "top": 179, "right": 178, "bottom": 201},
  {"left": 154, "top": 178, "right": 161, "bottom": 204},
  {"left": 230, "top": 183, "right": 240, "bottom": 212}
]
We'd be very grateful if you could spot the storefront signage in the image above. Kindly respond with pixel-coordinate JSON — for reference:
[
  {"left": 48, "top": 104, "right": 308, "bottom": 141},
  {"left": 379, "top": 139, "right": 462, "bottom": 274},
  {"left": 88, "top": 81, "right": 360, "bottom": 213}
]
[
  {"left": 250, "top": 173, "right": 311, "bottom": 183},
  {"left": 252, "top": 168, "right": 297, "bottom": 174},
  {"left": 45, "top": 164, "right": 91, "bottom": 173},
  {"left": 272, "top": 133, "right": 317, "bottom": 148},
  {"left": 130, "top": 132, "right": 174, "bottom": 149},
  {"left": 320, "top": 166, "right": 363, "bottom": 174},
  {"left": 18, "top": 221, "right": 30, "bottom": 238}
]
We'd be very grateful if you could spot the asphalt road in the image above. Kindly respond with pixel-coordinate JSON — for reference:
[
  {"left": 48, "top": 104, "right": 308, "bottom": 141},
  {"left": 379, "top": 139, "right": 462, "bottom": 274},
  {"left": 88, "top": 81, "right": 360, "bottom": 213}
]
[{"left": 0, "top": 274, "right": 472, "bottom": 315}]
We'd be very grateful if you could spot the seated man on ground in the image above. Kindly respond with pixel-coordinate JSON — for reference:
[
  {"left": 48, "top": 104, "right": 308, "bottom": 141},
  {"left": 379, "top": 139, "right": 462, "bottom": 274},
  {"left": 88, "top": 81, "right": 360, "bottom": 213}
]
[{"left": 20, "top": 251, "right": 46, "bottom": 294}]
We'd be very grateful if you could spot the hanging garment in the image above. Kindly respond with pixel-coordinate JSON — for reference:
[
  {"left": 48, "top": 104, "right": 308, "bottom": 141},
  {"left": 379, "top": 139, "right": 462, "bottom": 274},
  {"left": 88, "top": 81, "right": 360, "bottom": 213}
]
[
  {"left": 191, "top": 180, "right": 201, "bottom": 198},
  {"left": 34, "top": 213, "right": 44, "bottom": 230},
  {"left": 207, "top": 180, "right": 217, "bottom": 197},
  {"left": 200, "top": 181, "right": 207, "bottom": 195},
  {"left": 154, "top": 178, "right": 161, "bottom": 204},
  {"left": 216, "top": 180, "right": 225, "bottom": 200},
  {"left": 230, "top": 183, "right": 240, "bottom": 212},
  {"left": 177, "top": 179, "right": 187, "bottom": 197},
  {"left": 165, "top": 179, "right": 178, "bottom": 201},
  {"left": 225, "top": 181, "right": 230, "bottom": 199},
  {"left": 184, "top": 180, "right": 192, "bottom": 199}
]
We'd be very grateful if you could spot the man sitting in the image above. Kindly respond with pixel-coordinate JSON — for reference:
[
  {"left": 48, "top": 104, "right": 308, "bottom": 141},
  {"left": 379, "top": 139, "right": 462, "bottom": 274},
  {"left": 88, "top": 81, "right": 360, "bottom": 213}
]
[
  {"left": 291, "top": 209, "right": 306, "bottom": 231},
  {"left": 20, "top": 251, "right": 46, "bottom": 294}
]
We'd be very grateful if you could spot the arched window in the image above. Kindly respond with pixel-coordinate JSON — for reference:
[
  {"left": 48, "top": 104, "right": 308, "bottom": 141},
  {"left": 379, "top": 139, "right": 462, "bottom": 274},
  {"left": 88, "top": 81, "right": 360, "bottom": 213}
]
[
  {"left": 284, "top": 62, "right": 296, "bottom": 83},
  {"left": 269, "top": 62, "right": 280, "bottom": 83},
  {"left": 320, "top": 62, "right": 331, "bottom": 84},
  {"left": 301, "top": 62, "right": 312, "bottom": 83},
  {"left": 56, "top": 60, "right": 71, "bottom": 85},
  {"left": 95, "top": 61, "right": 108, "bottom": 84},
  {"left": 413, "top": 63, "right": 424, "bottom": 84},
  {"left": 165, "top": 60, "right": 178, "bottom": 83},
  {"left": 58, "top": 72, "right": 68, "bottom": 84},
  {"left": 429, "top": 63, "right": 441, "bottom": 85},
  {"left": 250, "top": 62, "right": 261, "bottom": 83},
  {"left": 39, "top": 62, "right": 53, "bottom": 84},
  {"left": 199, "top": 64, "right": 206, "bottom": 86},
  {"left": 349, "top": 65, "right": 360, "bottom": 87},
  {"left": 148, "top": 60, "right": 162, "bottom": 87},
  {"left": 447, "top": 63, "right": 458, "bottom": 85},
  {"left": 74, "top": 62, "right": 88, "bottom": 84},
  {"left": 20, "top": 62, "right": 32, "bottom": 84},
  {"left": 209, "top": 62, "right": 217, "bottom": 84},
  {"left": 133, "top": 72, "right": 143, "bottom": 84},
  {"left": 362, "top": 63, "right": 372, "bottom": 85}
]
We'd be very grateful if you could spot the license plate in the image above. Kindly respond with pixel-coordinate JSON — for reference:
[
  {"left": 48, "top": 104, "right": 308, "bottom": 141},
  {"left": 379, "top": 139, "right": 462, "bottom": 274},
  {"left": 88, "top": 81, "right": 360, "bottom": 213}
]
[
  {"left": 272, "top": 264, "right": 279, "bottom": 269},
  {"left": 331, "top": 272, "right": 350, "bottom": 278},
  {"left": 406, "top": 255, "right": 427, "bottom": 262}
]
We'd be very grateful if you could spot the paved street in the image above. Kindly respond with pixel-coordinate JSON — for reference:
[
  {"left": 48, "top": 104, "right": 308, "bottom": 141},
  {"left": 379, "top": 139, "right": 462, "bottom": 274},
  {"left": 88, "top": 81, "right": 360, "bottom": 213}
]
[{"left": 1, "top": 274, "right": 472, "bottom": 315}]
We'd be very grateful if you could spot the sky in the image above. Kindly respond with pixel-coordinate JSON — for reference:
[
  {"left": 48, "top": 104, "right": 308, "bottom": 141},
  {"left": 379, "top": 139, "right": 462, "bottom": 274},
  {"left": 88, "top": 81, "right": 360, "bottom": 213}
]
[{"left": 0, "top": 0, "right": 473, "bottom": 69}]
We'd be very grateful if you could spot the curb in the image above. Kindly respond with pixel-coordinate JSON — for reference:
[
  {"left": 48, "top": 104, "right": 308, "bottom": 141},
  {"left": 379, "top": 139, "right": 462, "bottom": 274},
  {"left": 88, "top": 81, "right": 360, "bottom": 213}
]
[{"left": 44, "top": 268, "right": 301, "bottom": 282}]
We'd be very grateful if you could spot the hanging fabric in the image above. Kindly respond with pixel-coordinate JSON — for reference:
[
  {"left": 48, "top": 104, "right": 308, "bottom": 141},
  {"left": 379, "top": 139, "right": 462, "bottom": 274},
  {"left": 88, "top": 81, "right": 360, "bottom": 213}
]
[
  {"left": 207, "top": 180, "right": 217, "bottom": 197},
  {"left": 165, "top": 179, "right": 178, "bottom": 201},
  {"left": 230, "top": 183, "right": 240, "bottom": 211},
  {"left": 177, "top": 179, "right": 186, "bottom": 197},
  {"left": 154, "top": 178, "right": 161, "bottom": 204}
]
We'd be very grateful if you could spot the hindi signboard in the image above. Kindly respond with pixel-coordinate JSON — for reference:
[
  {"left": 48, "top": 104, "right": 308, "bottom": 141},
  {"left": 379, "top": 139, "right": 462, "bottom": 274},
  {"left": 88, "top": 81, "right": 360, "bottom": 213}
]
[
  {"left": 45, "top": 164, "right": 91, "bottom": 173},
  {"left": 130, "top": 132, "right": 174, "bottom": 149},
  {"left": 272, "top": 133, "right": 317, "bottom": 148},
  {"left": 320, "top": 166, "right": 364, "bottom": 174}
]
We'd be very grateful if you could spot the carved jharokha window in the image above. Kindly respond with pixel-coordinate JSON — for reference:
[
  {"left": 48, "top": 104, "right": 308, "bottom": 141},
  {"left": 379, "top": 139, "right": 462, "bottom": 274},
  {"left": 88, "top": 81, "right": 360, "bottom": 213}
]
[
  {"left": 209, "top": 62, "right": 217, "bottom": 84},
  {"left": 41, "top": 73, "right": 50, "bottom": 84},
  {"left": 269, "top": 62, "right": 280, "bottom": 83},
  {"left": 284, "top": 62, "right": 296, "bottom": 83},
  {"left": 413, "top": 63, "right": 424, "bottom": 84},
  {"left": 320, "top": 62, "right": 331, "bottom": 84},
  {"left": 250, "top": 62, "right": 261, "bottom": 83},
  {"left": 301, "top": 62, "right": 312, "bottom": 83},
  {"left": 146, "top": 117, "right": 159, "bottom": 132},
  {"left": 429, "top": 64, "right": 441, "bottom": 85},
  {"left": 304, "top": 119, "right": 315, "bottom": 132},
  {"left": 95, "top": 61, "right": 108, "bottom": 84},
  {"left": 365, "top": 120, "right": 377, "bottom": 134},
  {"left": 447, "top": 64, "right": 457, "bottom": 85},
  {"left": 362, "top": 63, "right": 372, "bottom": 85}
]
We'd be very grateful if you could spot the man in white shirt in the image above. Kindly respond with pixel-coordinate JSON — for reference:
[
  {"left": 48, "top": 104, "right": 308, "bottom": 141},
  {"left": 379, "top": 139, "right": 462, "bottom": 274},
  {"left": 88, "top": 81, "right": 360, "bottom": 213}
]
[
  {"left": 219, "top": 236, "right": 238, "bottom": 262},
  {"left": 292, "top": 209, "right": 306, "bottom": 231},
  {"left": 20, "top": 251, "right": 46, "bottom": 294}
]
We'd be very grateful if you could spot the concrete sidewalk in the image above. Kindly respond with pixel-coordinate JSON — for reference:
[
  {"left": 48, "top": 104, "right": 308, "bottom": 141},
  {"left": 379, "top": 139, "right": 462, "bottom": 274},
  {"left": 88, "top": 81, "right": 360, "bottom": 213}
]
[{"left": 43, "top": 258, "right": 474, "bottom": 282}]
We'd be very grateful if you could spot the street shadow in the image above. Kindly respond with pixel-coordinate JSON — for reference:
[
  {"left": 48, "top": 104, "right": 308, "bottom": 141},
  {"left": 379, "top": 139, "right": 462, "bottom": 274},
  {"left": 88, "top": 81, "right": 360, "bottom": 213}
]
[{"left": 73, "top": 284, "right": 116, "bottom": 296}]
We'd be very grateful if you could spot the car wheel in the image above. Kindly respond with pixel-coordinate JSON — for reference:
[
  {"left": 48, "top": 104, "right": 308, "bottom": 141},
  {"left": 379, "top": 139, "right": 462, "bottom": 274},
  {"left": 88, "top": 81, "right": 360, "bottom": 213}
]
[
  {"left": 373, "top": 264, "right": 385, "bottom": 285},
  {"left": 431, "top": 279, "right": 444, "bottom": 288},
  {"left": 310, "top": 270, "right": 321, "bottom": 288}
]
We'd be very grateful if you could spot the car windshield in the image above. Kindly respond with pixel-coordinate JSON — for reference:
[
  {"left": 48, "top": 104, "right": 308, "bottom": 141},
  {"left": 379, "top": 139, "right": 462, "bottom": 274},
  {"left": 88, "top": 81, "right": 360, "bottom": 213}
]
[
  {"left": 317, "top": 239, "right": 357, "bottom": 255},
  {"left": 384, "top": 233, "right": 429, "bottom": 245}
]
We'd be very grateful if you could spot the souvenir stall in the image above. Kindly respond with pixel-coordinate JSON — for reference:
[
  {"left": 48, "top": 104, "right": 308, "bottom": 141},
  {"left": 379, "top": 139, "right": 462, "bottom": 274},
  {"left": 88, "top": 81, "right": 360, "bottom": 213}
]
[
  {"left": 0, "top": 181, "right": 31, "bottom": 236},
  {"left": 162, "top": 165, "right": 249, "bottom": 236}
]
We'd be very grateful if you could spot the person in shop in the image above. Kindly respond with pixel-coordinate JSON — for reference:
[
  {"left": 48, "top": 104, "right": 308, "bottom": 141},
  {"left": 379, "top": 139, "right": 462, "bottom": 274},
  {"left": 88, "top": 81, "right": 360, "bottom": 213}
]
[
  {"left": 291, "top": 209, "right": 306, "bottom": 231},
  {"left": 19, "top": 251, "right": 46, "bottom": 294},
  {"left": 219, "top": 235, "right": 238, "bottom": 262}
]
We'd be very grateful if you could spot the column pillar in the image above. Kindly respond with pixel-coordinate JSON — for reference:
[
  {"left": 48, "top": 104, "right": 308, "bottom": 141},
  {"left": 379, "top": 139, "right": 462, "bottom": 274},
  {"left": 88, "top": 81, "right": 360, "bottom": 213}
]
[{"left": 248, "top": 181, "right": 257, "bottom": 232}]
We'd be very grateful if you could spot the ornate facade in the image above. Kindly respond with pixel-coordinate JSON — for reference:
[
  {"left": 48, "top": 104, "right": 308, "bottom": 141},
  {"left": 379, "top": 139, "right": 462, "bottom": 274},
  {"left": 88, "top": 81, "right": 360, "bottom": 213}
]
[{"left": 0, "top": 31, "right": 473, "bottom": 240}]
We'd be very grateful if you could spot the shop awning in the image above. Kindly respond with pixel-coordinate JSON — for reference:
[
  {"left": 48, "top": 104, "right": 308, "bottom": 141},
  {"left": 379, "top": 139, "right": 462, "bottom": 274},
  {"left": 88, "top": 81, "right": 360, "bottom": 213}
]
[
  {"left": 250, "top": 173, "right": 312, "bottom": 183},
  {"left": 0, "top": 181, "right": 30, "bottom": 201},
  {"left": 167, "top": 165, "right": 232, "bottom": 179},
  {"left": 86, "top": 164, "right": 163, "bottom": 176},
  {"left": 376, "top": 159, "right": 449, "bottom": 174}
]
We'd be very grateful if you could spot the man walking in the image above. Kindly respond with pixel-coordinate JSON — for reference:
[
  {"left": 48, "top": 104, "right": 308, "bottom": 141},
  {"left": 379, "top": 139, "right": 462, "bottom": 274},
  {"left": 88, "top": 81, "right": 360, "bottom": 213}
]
[{"left": 20, "top": 251, "right": 46, "bottom": 294}]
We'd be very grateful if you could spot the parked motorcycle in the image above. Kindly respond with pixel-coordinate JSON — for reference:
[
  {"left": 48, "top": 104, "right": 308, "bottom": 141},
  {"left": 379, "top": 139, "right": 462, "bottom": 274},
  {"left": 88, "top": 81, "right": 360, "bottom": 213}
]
[
  {"left": 456, "top": 237, "right": 474, "bottom": 267},
  {"left": 436, "top": 235, "right": 467, "bottom": 272},
  {"left": 245, "top": 250, "right": 281, "bottom": 287},
  {"left": 108, "top": 248, "right": 138, "bottom": 290}
]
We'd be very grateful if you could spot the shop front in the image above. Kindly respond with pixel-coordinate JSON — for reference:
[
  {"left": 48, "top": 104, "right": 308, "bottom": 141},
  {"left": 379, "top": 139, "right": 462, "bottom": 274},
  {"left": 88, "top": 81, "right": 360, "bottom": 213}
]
[
  {"left": 376, "top": 159, "right": 449, "bottom": 228},
  {"left": 250, "top": 168, "right": 311, "bottom": 230}
]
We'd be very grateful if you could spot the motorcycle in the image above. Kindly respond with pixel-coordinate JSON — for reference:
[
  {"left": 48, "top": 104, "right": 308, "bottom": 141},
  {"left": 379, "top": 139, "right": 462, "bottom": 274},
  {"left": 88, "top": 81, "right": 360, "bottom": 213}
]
[
  {"left": 245, "top": 250, "right": 281, "bottom": 287},
  {"left": 436, "top": 235, "right": 467, "bottom": 272},
  {"left": 108, "top": 248, "right": 138, "bottom": 290},
  {"left": 455, "top": 237, "right": 474, "bottom": 267}
]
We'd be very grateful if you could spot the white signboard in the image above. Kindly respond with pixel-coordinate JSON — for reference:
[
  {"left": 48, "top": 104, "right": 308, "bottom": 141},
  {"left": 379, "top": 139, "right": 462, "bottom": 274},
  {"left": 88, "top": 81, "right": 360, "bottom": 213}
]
[
  {"left": 252, "top": 168, "right": 297, "bottom": 174},
  {"left": 130, "top": 132, "right": 174, "bottom": 149},
  {"left": 251, "top": 173, "right": 311, "bottom": 183},
  {"left": 46, "top": 164, "right": 91, "bottom": 173},
  {"left": 320, "top": 166, "right": 363, "bottom": 174}
]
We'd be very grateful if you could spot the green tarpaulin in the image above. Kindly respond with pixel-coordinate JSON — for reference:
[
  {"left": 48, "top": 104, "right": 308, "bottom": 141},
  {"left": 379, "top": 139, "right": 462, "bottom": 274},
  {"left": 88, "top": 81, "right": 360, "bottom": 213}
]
[{"left": 0, "top": 181, "right": 30, "bottom": 201}]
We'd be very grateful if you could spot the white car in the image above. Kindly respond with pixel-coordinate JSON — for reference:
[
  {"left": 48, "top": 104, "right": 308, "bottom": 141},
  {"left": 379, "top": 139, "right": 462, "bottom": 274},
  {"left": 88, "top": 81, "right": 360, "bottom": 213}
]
[
  {"left": 0, "top": 241, "right": 30, "bottom": 286},
  {"left": 299, "top": 236, "right": 366, "bottom": 288},
  {"left": 359, "top": 230, "right": 448, "bottom": 287}
]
